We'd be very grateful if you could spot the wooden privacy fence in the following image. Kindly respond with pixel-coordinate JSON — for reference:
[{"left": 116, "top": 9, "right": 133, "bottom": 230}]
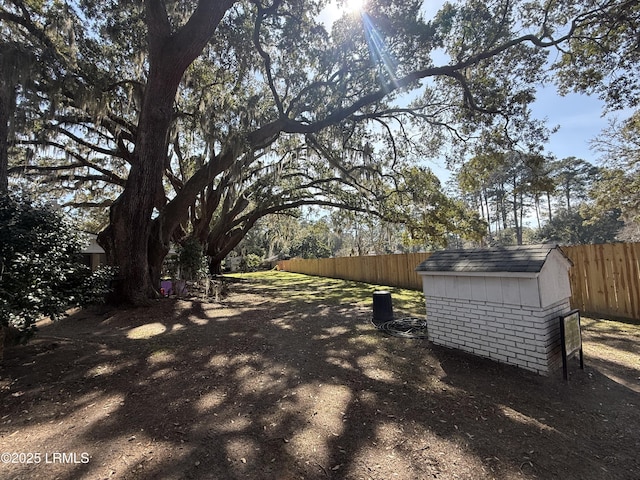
[
  {"left": 278, "top": 252, "right": 432, "bottom": 291},
  {"left": 561, "top": 243, "right": 640, "bottom": 321},
  {"left": 278, "top": 243, "right": 640, "bottom": 321}
]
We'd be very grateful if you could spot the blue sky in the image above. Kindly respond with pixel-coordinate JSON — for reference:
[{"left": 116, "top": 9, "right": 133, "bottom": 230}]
[{"left": 531, "top": 89, "right": 612, "bottom": 163}]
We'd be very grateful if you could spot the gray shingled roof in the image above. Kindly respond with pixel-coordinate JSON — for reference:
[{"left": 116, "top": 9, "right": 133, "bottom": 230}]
[{"left": 415, "top": 244, "right": 570, "bottom": 273}]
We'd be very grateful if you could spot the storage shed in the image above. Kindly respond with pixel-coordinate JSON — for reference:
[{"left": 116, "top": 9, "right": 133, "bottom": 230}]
[
  {"left": 82, "top": 234, "right": 107, "bottom": 271},
  {"left": 416, "top": 245, "right": 573, "bottom": 375}
]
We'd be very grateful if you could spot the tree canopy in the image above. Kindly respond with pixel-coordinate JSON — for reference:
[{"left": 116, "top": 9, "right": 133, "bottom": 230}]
[
  {"left": 546, "top": 0, "right": 640, "bottom": 109},
  {"left": 2, "top": 0, "right": 637, "bottom": 304},
  {"left": 589, "top": 111, "right": 640, "bottom": 226}
]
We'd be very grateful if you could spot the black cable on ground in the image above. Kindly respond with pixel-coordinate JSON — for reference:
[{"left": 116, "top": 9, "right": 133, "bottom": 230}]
[{"left": 372, "top": 317, "right": 429, "bottom": 339}]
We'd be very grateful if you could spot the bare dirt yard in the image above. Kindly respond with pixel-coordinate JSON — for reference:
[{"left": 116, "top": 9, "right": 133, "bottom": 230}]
[{"left": 1, "top": 271, "right": 639, "bottom": 480}]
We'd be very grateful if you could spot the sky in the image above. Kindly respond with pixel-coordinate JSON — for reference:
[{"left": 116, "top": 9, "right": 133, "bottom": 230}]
[{"left": 530, "top": 89, "right": 612, "bottom": 163}]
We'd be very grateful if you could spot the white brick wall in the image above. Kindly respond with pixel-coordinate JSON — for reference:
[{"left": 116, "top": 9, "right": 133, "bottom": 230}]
[{"left": 425, "top": 296, "right": 570, "bottom": 374}]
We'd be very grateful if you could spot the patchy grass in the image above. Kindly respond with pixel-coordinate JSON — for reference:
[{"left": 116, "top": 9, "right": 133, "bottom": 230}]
[{"left": 227, "top": 270, "right": 425, "bottom": 316}]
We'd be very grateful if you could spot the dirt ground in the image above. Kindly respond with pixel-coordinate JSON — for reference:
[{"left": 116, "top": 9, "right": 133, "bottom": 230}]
[{"left": 1, "top": 272, "right": 639, "bottom": 480}]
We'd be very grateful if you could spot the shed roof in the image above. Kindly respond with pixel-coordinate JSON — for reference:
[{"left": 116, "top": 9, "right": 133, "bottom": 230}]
[
  {"left": 82, "top": 234, "right": 105, "bottom": 254},
  {"left": 415, "top": 244, "right": 571, "bottom": 274}
]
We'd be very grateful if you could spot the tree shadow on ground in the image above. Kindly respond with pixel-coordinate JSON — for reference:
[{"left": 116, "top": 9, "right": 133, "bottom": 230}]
[{"left": 1, "top": 274, "right": 639, "bottom": 480}]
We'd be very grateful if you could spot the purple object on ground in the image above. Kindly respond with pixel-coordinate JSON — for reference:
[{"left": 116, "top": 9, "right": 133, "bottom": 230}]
[{"left": 160, "top": 280, "right": 173, "bottom": 296}]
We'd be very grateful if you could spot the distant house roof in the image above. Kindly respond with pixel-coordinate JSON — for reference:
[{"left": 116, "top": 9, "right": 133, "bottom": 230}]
[
  {"left": 415, "top": 244, "right": 571, "bottom": 274},
  {"left": 82, "top": 234, "right": 105, "bottom": 254}
]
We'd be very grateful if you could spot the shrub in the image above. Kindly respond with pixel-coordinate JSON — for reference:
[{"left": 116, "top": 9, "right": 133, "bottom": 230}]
[
  {"left": 176, "top": 236, "right": 208, "bottom": 281},
  {"left": 242, "top": 253, "right": 262, "bottom": 271},
  {"left": 0, "top": 196, "right": 113, "bottom": 339}
]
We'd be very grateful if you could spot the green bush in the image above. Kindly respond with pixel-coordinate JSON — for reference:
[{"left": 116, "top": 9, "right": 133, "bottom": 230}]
[
  {"left": 176, "top": 236, "right": 208, "bottom": 281},
  {"left": 0, "top": 196, "right": 113, "bottom": 338},
  {"left": 243, "top": 253, "right": 262, "bottom": 271}
]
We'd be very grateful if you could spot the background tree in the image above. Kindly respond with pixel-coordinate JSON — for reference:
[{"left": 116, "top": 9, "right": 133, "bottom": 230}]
[
  {"left": 456, "top": 150, "right": 552, "bottom": 244},
  {"left": 456, "top": 154, "right": 493, "bottom": 236},
  {"left": 289, "top": 220, "right": 334, "bottom": 259},
  {"left": 549, "top": 157, "right": 599, "bottom": 213},
  {"left": 534, "top": 208, "right": 623, "bottom": 244},
  {"left": 0, "top": 42, "right": 34, "bottom": 194},
  {"left": 176, "top": 236, "right": 208, "bottom": 281},
  {"left": 588, "top": 112, "right": 640, "bottom": 229},
  {"left": 383, "top": 165, "right": 486, "bottom": 248},
  {"left": 0, "top": 11, "right": 48, "bottom": 193},
  {"left": 262, "top": 213, "right": 301, "bottom": 259}
]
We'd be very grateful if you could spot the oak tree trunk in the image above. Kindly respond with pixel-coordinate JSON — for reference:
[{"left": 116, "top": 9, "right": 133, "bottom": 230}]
[
  {"left": 208, "top": 257, "right": 223, "bottom": 276},
  {"left": 97, "top": 0, "right": 234, "bottom": 305},
  {"left": 98, "top": 74, "right": 175, "bottom": 304}
]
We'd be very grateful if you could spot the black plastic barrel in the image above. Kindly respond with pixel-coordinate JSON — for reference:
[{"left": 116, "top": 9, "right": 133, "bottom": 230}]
[{"left": 372, "top": 290, "right": 393, "bottom": 326}]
